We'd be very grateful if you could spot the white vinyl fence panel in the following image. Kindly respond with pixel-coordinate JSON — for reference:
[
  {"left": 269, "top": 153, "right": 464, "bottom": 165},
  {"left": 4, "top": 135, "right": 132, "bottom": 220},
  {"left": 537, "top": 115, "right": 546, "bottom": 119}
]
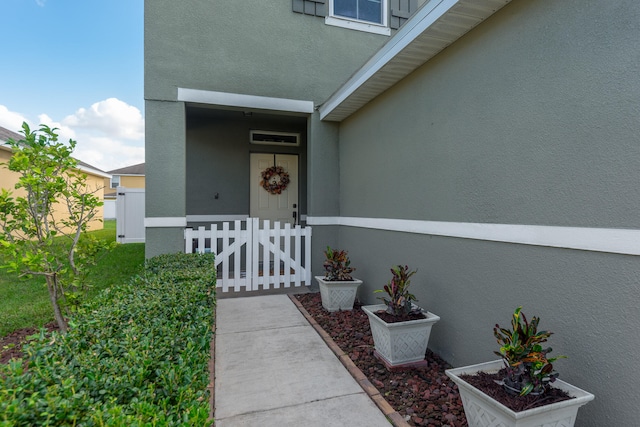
[
  {"left": 116, "top": 187, "right": 145, "bottom": 243},
  {"left": 103, "top": 199, "right": 116, "bottom": 219}
]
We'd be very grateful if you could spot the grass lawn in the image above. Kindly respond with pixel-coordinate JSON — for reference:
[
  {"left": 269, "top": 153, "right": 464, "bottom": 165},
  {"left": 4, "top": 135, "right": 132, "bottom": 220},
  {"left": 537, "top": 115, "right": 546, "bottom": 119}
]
[{"left": 0, "top": 220, "right": 145, "bottom": 337}]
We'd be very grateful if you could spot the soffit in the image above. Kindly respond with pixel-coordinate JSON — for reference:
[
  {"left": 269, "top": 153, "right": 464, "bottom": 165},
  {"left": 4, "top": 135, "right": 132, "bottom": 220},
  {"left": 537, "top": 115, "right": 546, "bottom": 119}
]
[{"left": 320, "top": 0, "right": 512, "bottom": 122}]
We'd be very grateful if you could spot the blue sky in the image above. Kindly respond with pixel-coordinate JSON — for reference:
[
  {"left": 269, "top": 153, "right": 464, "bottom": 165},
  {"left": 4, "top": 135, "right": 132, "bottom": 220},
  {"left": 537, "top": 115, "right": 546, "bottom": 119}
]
[{"left": 0, "top": 0, "right": 144, "bottom": 171}]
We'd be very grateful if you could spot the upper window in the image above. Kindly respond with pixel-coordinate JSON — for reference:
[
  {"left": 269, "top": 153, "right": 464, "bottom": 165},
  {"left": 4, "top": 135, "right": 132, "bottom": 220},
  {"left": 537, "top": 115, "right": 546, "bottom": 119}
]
[
  {"left": 327, "top": 0, "right": 390, "bottom": 35},
  {"left": 333, "top": 0, "right": 383, "bottom": 25},
  {"left": 110, "top": 175, "right": 120, "bottom": 189}
]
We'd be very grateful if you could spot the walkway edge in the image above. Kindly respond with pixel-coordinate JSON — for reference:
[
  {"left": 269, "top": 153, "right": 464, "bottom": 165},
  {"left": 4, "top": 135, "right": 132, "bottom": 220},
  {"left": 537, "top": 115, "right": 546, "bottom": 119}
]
[
  {"left": 208, "top": 315, "right": 216, "bottom": 423},
  {"left": 288, "top": 294, "right": 411, "bottom": 427}
]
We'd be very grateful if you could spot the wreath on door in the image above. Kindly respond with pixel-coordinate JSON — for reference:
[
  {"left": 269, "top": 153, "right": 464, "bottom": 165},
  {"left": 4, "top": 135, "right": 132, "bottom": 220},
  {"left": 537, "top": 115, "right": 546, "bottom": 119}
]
[{"left": 260, "top": 165, "right": 290, "bottom": 195}]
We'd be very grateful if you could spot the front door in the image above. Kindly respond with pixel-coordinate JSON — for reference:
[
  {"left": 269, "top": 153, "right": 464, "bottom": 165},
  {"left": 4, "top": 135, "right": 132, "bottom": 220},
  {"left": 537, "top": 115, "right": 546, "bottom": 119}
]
[{"left": 250, "top": 153, "right": 298, "bottom": 224}]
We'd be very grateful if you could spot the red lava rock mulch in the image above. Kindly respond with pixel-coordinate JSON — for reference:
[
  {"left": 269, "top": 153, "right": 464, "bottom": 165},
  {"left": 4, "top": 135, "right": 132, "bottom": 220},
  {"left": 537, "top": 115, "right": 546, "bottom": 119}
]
[{"left": 294, "top": 292, "right": 468, "bottom": 427}]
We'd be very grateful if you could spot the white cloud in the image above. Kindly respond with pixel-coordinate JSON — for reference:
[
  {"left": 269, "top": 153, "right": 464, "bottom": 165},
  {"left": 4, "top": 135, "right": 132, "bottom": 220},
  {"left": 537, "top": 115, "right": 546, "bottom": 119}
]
[
  {"left": 37, "top": 114, "right": 77, "bottom": 142},
  {"left": 35, "top": 0, "right": 46, "bottom": 7},
  {"left": 73, "top": 136, "right": 145, "bottom": 172},
  {"left": 0, "top": 101, "right": 145, "bottom": 172},
  {"left": 0, "top": 105, "right": 31, "bottom": 132},
  {"left": 63, "top": 98, "right": 144, "bottom": 140}
]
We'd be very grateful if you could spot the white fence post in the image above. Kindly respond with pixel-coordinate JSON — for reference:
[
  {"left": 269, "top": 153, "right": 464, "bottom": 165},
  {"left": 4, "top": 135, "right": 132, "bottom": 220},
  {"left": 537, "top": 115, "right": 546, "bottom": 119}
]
[
  {"left": 251, "top": 218, "right": 260, "bottom": 291},
  {"left": 305, "top": 225, "right": 312, "bottom": 286},
  {"left": 261, "top": 220, "right": 270, "bottom": 290},
  {"left": 283, "top": 223, "right": 291, "bottom": 288},
  {"left": 184, "top": 228, "right": 193, "bottom": 253}
]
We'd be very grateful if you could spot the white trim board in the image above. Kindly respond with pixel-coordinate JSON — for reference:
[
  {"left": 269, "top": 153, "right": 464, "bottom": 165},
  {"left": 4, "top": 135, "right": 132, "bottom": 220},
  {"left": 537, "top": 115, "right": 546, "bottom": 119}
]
[
  {"left": 145, "top": 217, "right": 187, "bottom": 228},
  {"left": 177, "top": 88, "right": 314, "bottom": 114},
  {"left": 320, "top": 0, "right": 457, "bottom": 119},
  {"left": 325, "top": 16, "right": 391, "bottom": 36},
  {"left": 78, "top": 165, "right": 111, "bottom": 179},
  {"left": 306, "top": 216, "right": 640, "bottom": 256}
]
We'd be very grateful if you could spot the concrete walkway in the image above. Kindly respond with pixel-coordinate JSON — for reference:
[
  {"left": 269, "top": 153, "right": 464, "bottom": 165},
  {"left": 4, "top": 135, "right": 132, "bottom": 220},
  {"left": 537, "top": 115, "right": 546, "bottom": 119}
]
[{"left": 214, "top": 294, "right": 392, "bottom": 426}]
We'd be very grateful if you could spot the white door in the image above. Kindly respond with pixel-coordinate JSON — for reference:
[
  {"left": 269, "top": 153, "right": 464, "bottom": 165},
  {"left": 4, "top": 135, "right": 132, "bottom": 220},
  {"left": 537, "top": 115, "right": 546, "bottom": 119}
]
[{"left": 250, "top": 153, "right": 298, "bottom": 224}]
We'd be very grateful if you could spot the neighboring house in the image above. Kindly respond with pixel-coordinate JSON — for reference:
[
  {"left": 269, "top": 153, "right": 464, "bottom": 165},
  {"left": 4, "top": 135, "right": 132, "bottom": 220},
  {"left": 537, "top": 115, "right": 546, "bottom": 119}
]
[
  {"left": 144, "top": 1, "right": 640, "bottom": 425},
  {"left": 105, "top": 162, "right": 146, "bottom": 192},
  {"left": 0, "top": 126, "right": 110, "bottom": 231},
  {"left": 0, "top": 127, "right": 24, "bottom": 197},
  {"left": 104, "top": 163, "right": 145, "bottom": 219}
]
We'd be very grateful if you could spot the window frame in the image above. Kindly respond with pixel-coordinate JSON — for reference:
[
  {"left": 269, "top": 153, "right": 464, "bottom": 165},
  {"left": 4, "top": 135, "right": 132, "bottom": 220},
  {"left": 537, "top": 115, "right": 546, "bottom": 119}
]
[
  {"left": 250, "top": 130, "right": 300, "bottom": 147},
  {"left": 326, "top": 0, "right": 390, "bottom": 35},
  {"left": 110, "top": 175, "right": 120, "bottom": 189}
]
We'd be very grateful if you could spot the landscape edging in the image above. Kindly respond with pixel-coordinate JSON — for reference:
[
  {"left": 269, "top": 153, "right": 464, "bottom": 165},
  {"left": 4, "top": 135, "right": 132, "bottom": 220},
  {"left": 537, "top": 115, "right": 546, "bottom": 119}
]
[{"left": 289, "top": 294, "right": 411, "bottom": 427}]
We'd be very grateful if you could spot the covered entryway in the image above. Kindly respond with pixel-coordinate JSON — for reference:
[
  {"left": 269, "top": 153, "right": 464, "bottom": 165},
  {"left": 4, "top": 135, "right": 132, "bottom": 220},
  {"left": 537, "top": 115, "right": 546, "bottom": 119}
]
[
  {"left": 185, "top": 107, "right": 308, "bottom": 226},
  {"left": 183, "top": 106, "right": 311, "bottom": 294}
]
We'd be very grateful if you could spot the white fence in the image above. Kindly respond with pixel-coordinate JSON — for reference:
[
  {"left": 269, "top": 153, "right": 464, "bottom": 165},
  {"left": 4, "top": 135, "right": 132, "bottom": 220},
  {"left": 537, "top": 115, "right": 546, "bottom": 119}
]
[
  {"left": 185, "top": 218, "right": 312, "bottom": 292},
  {"left": 116, "top": 187, "right": 145, "bottom": 243},
  {"left": 103, "top": 199, "right": 116, "bottom": 219}
]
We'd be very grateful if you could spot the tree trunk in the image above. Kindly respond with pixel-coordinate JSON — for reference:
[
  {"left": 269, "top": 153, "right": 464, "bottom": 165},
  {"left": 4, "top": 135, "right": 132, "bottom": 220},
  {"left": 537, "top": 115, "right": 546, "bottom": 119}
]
[{"left": 46, "top": 274, "right": 68, "bottom": 333}]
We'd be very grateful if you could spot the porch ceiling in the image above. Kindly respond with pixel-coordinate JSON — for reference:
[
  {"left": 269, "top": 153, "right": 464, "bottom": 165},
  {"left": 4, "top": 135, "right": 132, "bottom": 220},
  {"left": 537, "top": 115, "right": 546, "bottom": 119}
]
[{"left": 319, "top": 0, "right": 513, "bottom": 122}]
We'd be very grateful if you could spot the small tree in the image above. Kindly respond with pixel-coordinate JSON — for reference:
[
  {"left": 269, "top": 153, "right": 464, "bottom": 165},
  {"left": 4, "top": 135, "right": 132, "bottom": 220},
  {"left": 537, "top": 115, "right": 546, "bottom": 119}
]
[{"left": 0, "top": 122, "right": 111, "bottom": 333}]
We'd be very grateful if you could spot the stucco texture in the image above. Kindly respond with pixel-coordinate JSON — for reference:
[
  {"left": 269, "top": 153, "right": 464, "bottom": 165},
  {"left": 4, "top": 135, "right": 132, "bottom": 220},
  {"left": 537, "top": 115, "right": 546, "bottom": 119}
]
[
  {"left": 144, "top": 0, "right": 389, "bottom": 255},
  {"left": 144, "top": 100, "right": 186, "bottom": 220},
  {"left": 144, "top": 0, "right": 389, "bottom": 104},
  {"left": 339, "top": 0, "right": 640, "bottom": 229},
  {"left": 335, "top": 0, "right": 640, "bottom": 426}
]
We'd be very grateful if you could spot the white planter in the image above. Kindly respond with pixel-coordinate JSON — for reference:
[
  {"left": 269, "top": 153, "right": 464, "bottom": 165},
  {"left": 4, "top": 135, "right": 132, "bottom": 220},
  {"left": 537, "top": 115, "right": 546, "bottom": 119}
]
[
  {"left": 316, "top": 276, "right": 363, "bottom": 312},
  {"left": 445, "top": 360, "right": 594, "bottom": 427},
  {"left": 362, "top": 304, "right": 440, "bottom": 366}
]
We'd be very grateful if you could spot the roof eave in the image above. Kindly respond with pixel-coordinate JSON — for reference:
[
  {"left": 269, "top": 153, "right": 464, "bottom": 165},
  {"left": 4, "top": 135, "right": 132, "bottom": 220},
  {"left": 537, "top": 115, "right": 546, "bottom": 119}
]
[
  {"left": 319, "top": 0, "right": 512, "bottom": 122},
  {"left": 78, "top": 165, "right": 112, "bottom": 179}
]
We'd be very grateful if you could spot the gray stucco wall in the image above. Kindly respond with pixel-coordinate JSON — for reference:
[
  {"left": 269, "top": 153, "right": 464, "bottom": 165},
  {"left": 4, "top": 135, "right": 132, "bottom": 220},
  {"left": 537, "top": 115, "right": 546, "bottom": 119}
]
[
  {"left": 144, "top": 0, "right": 389, "bottom": 255},
  {"left": 144, "top": 100, "right": 186, "bottom": 258},
  {"left": 307, "top": 114, "right": 341, "bottom": 216},
  {"left": 339, "top": 0, "right": 640, "bottom": 227},
  {"left": 145, "top": 0, "right": 389, "bottom": 104},
  {"left": 334, "top": 0, "right": 640, "bottom": 425}
]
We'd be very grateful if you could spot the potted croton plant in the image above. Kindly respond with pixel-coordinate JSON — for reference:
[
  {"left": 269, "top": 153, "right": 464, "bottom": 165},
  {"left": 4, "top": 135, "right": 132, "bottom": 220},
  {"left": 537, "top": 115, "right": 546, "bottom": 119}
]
[
  {"left": 315, "top": 246, "right": 362, "bottom": 312},
  {"left": 361, "top": 265, "right": 440, "bottom": 368},
  {"left": 445, "top": 307, "right": 594, "bottom": 427}
]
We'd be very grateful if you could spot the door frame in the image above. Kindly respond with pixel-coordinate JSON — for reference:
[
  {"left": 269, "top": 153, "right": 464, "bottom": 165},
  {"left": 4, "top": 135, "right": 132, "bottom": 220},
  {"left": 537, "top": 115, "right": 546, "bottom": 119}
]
[{"left": 250, "top": 153, "right": 299, "bottom": 225}]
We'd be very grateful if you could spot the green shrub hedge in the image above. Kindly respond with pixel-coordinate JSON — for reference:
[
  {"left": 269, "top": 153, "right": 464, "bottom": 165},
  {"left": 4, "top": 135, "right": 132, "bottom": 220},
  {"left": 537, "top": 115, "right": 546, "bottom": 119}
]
[{"left": 0, "top": 253, "right": 216, "bottom": 426}]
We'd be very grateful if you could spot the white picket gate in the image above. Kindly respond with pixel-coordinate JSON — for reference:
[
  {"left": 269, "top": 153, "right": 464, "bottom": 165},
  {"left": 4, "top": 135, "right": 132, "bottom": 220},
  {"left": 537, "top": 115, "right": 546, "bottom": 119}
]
[{"left": 185, "top": 218, "right": 312, "bottom": 292}]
